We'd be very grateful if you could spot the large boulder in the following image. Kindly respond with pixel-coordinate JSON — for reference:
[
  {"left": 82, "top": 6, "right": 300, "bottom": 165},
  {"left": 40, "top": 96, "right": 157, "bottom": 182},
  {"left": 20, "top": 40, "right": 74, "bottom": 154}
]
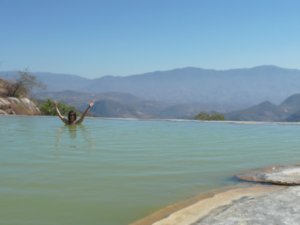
[{"left": 236, "top": 165, "right": 300, "bottom": 185}]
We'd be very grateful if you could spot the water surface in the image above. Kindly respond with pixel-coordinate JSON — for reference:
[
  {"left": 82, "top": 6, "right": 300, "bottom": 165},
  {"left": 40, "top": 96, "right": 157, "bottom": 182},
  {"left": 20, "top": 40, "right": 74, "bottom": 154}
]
[{"left": 1, "top": 116, "right": 300, "bottom": 225}]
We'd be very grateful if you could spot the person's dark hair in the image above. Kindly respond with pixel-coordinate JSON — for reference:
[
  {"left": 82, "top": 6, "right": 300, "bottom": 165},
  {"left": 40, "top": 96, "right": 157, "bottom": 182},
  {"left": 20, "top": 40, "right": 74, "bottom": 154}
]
[{"left": 68, "top": 110, "right": 77, "bottom": 123}]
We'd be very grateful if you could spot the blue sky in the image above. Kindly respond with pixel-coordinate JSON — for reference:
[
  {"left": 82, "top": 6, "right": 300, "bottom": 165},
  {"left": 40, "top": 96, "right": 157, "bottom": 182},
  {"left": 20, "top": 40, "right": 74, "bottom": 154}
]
[{"left": 1, "top": 0, "right": 300, "bottom": 78}]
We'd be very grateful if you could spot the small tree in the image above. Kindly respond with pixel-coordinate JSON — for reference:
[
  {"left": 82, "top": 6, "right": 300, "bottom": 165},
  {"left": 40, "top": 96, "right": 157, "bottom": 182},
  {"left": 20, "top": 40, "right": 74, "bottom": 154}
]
[
  {"left": 209, "top": 113, "right": 225, "bottom": 121},
  {"left": 195, "top": 112, "right": 225, "bottom": 121},
  {"left": 39, "top": 99, "right": 79, "bottom": 116},
  {"left": 195, "top": 112, "right": 210, "bottom": 120},
  {"left": 7, "top": 70, "right": 46, "bottom": 97},
  {"left": 39, "top": 99, "right": 57, "bottom": 115}
]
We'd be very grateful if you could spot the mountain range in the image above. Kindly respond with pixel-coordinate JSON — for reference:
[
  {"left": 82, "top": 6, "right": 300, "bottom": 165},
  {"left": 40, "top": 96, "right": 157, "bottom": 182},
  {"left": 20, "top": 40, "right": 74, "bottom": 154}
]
[
  {"left": 2, "top": 65, "right": 300, "bottom": 119},
  {"left": 225, "top": 94, "right": 300, "bottom": 122},
  {"left": 36, "top": 90, "right": 208, "bottom": 119}
]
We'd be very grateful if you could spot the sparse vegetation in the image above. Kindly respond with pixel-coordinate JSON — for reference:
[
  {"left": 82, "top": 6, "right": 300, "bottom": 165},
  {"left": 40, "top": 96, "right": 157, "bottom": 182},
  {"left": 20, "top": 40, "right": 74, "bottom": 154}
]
[
  {"left": 38, "top": 99, "right": 79, "bottom": 116},
  {"left": 7, "top": 70, "right": 46, "bottom": 97},
  {"left": 195, "top": 112, "right": 225, "bottom": 121}
]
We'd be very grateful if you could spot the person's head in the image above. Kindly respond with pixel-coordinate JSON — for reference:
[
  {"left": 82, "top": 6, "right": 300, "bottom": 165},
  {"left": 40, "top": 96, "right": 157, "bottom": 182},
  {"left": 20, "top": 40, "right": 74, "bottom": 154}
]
[{"left": 68, "top": 110, "right": 77, "bottom": 124}]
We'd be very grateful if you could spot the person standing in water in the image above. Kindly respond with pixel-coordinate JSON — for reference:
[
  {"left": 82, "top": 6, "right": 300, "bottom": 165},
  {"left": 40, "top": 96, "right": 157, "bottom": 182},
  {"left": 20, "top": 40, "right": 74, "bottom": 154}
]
[{"left": 54, "top": 101, "right": 94, "bottom": 125}]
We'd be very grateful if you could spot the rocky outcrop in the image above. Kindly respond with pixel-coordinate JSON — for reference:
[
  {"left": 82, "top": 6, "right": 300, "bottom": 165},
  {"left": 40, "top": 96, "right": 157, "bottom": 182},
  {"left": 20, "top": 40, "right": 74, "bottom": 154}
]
[
  {"left": 0, "top": 78, "right": 10, "bottom": 96},
  {"left": 0, "top": 97, "right": 40, "bottom": 115},
  {"left": 195, "top": 186, "right": 300, "bottom": 225},
  {"left": 0, "top": 78, "right": 40, "bottom": 115},
  {"left": 236, "top": 165, "right": 300, "bottom": 185},
  {"left": 134, "top": 165, "right": 300, "bottom": 225},
  {"left": 140, "top": 185, "right": 283, "bottom": 225}
]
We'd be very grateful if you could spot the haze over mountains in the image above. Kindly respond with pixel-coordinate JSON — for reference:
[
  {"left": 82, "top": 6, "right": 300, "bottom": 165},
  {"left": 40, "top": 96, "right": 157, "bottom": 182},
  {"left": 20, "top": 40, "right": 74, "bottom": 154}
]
[
  {"left": 1, "top": 65, "right": 300, "bottom": 119},
  {"left": 225, "top": 94, "right": 300, "bottom": 122}
]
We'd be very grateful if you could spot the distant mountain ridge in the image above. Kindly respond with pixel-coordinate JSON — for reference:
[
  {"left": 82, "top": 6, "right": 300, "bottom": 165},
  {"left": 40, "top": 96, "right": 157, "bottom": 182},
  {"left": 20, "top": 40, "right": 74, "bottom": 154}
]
[
  {"left": 225, "top": 94, "right": 300, "bottom": 122},
  {"left": 2, "top": 65, "right": 300, "bottom": 114},
  {"left": 36, "top": 90, "right": 209, "bottom": 119},
  {"left": 84, "top": 65, "right": 300, "bottom": 107},
  {"left": 225, "top": 101, "right": 286, "bottom": 121}
]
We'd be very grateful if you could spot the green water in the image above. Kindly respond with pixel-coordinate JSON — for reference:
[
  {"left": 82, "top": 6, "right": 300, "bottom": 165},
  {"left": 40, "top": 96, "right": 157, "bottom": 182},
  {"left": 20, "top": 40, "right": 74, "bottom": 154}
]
[{"left": 1, "top": 116, "right": 300, "bottom": 225}]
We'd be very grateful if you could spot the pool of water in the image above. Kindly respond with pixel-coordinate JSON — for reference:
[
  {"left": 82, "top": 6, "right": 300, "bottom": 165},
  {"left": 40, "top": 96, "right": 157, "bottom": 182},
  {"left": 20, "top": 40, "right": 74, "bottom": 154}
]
[{"left": 1, "top": 116, "right": 300, "bottom": 225}]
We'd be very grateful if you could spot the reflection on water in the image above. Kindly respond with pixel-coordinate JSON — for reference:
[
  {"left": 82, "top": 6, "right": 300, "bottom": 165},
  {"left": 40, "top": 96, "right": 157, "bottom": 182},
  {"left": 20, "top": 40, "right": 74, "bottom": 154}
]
[
  {"left": 55, "top": 124, "right": 96, "bottom": 154},
  {"left": 67, "top": 125, "right": 78, "bottom": 139}
]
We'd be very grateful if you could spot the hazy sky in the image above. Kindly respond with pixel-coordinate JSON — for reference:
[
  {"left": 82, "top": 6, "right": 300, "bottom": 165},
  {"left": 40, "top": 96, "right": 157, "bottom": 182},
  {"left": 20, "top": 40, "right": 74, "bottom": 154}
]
[{"left": 1, "top": 0, "right": 300, "bottom": 78}]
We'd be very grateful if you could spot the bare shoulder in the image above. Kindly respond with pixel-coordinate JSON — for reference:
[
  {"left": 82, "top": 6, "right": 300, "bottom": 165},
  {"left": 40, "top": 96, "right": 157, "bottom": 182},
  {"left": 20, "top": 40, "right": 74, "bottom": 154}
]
[{"left": 61, "top": 117, "right": 69, "bottom": 124}]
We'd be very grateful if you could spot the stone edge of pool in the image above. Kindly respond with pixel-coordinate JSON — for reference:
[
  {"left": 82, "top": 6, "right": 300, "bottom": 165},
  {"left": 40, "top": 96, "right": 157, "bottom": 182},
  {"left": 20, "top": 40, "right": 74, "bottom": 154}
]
[
  {"left": 129, "top": 184, "right": 283, "bottom": 225},
  {"left": 130, "top": 164, "right": 300, "bottom": 225}
]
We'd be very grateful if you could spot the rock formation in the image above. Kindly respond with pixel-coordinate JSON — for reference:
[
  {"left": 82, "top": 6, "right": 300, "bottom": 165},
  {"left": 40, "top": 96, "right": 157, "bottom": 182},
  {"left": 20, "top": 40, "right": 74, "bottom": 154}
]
[
  {"left": 0, "top": 78, "right": 40, "bottom": 115},
  {"left": 236, "top": 165, "right": 300, "bottom": 185},
  {"left": 194, "top": 186, "right": 300, "bottom": 225},
  {"left": 133, "top": 165, "right": 300, "bottom": 225}
]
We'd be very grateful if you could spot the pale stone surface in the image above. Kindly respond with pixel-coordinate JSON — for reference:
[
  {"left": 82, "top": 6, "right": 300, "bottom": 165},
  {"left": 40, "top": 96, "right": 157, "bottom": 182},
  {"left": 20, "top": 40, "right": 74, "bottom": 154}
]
[
  {"left": 148, "top": 185, "right": 282, "bottom": 225},
  {"left": 0, "top": 97, "right": 40, "bottom": 115},
  {"left": 7, "top": 97, "right": 21, "bottom": 104},
  {"left": 20, "top": 97, "right": 40, "bottom": 112},
  {"left": 0, "top": 97, "right": 10, "bottom": 108},
  {"left": 0, "top": 79, "right": 40, "bottom": 115},
  {"left": 236, "top": 165, "right": 300, "bottom": 185},
  {"left": 195, "top": 186, "right": 300, "bottom": 225},
  {"left": 136, "top": 166, "right": 300, "bottom": 225},
  {"left": 0, "top": 109, "right": 8, "bottom": 114}
]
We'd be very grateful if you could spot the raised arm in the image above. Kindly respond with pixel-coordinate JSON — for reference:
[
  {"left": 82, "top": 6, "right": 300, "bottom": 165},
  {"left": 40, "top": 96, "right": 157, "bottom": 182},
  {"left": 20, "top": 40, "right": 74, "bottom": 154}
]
[
  {"left": 75, "top": 101, "right": 94, "bottom": 124},
  {"left": 54, "top": 101, "right": 68, "bottom": 124}
]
